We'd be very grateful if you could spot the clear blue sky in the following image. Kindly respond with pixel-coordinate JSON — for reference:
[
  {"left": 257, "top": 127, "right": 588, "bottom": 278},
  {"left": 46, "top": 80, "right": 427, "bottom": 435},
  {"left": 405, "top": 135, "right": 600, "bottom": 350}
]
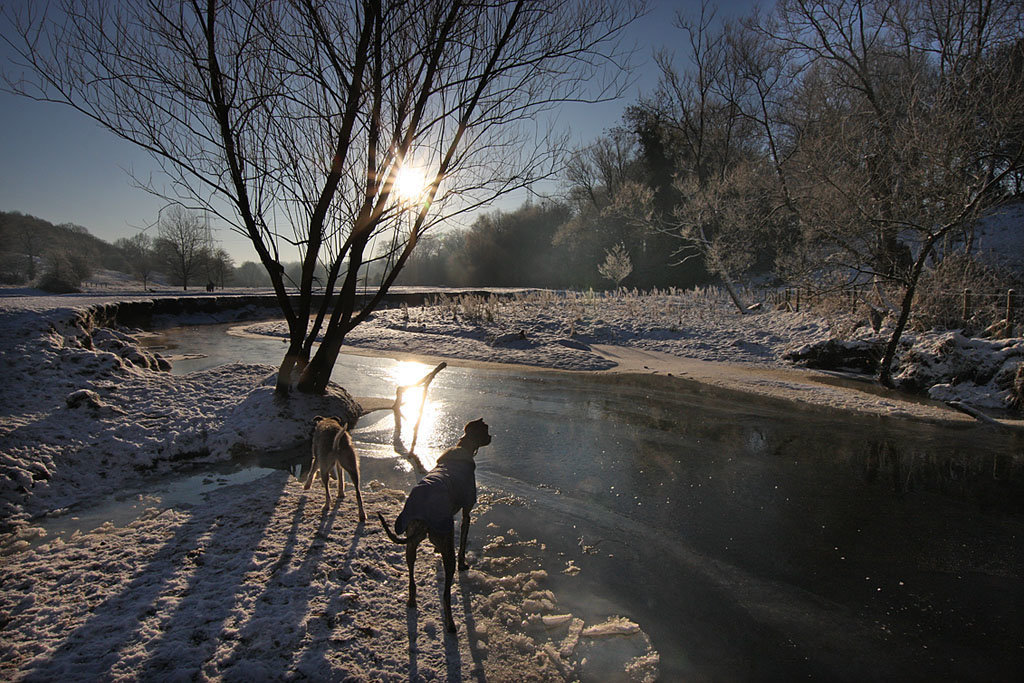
[{"left": 0, "top": 1, "right": 756, "bottom": 263}]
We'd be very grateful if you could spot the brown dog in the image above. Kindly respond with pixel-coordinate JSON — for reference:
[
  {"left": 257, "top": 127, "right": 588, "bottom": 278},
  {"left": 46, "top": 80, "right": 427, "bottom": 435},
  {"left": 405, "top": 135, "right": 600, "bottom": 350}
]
[
  {"left": 379, "top": 418, "right": 492, "bottom": 633},
  {"left": 306, "top": 415, "right": 365, "bottom": 521}
]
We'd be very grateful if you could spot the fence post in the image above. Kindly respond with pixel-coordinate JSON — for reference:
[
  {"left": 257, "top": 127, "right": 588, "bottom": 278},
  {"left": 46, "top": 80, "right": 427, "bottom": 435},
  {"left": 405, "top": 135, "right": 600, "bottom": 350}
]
[
  {"left": 1007, "top": 289, "right": 1016, "bottom": 324},
  {"left": 795, "top": 287, "right": 801, "bottom": 312},
  {"left": 962, "top": 288, "right": 972, "bottom": 321}
]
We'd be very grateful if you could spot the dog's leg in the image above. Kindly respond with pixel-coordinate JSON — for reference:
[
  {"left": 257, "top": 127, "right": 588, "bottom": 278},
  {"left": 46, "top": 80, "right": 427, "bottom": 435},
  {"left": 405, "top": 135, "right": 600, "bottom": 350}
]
[
  {"left": 406, "top": 535, "right": 420, "bottom": 610},
  {"left": 319, "top": 464, "right": 331, "bottom": 512},
  {"left": 335, "top": 462, "right": 345, "bottom": 501},
  {"left": 458, "top": 509, "right": 472, "bottom": 571},
  {"left": 303, "top": 454, "right": 318, "bottom": 490},
  {"left": 348, "top": 464, "right": 366, "bottom": 523},
  {"left": 439, "top": 532, "right": 458, "bottom": 633}
]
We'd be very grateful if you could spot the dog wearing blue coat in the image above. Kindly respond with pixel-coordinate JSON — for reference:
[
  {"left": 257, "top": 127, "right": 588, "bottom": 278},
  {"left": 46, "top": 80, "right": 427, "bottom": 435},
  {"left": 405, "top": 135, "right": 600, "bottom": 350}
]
[{"left": 378, "top": 418, "right": 492, "bottom": 633}]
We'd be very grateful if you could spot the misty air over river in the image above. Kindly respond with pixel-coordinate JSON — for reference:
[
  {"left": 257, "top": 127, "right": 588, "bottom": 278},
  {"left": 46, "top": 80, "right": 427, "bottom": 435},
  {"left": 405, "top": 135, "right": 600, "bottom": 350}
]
[{"left": 107, "top": 321, "right": 1024, "bottom": 680}]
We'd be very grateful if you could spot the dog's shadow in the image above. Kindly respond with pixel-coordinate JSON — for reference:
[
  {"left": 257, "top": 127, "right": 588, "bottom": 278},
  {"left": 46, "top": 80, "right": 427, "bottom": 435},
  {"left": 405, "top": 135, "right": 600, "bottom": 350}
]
[
  {"left": 459, "top": 574, "right": 487, "bottom": 682},
  {"left": 444, "top": 627, "right": 463, "bottom": 683},
  {"left": 406, "top": 609, "right": 420, "bottom": 680},
  {"left": 403, "top": 579, "right": 467, "bottom": 682}
]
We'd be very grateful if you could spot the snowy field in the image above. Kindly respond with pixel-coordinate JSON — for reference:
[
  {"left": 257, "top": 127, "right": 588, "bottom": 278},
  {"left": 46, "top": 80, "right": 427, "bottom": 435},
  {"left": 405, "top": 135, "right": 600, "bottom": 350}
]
[{"left": 0, "top": 286, "right": 1021, "bottom": 681}]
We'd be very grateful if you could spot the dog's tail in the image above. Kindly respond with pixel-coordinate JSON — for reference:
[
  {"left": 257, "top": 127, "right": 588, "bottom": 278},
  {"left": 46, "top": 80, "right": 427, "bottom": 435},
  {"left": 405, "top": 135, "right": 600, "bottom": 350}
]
[{"left": 377, "top": 511, "right": 408, "bottom": 544}]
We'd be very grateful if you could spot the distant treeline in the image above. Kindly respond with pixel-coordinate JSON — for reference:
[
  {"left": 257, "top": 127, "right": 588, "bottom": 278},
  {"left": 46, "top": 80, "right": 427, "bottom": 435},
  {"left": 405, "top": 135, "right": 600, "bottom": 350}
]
[
  {"left": 397, "top": 201, "right": 709, "bottom": 290},
  {"left": 0, "top": 209, "right": 234, "bottom": 292},
  {"left": 0, "top": 211, "right": 130, "bottom": 290}
]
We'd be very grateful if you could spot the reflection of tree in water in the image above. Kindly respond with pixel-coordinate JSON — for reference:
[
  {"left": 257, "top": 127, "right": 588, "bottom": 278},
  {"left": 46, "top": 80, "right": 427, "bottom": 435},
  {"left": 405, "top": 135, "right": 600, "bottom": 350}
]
[{"left": 857, "top": 439, "right": 1024, "bottom": 513}]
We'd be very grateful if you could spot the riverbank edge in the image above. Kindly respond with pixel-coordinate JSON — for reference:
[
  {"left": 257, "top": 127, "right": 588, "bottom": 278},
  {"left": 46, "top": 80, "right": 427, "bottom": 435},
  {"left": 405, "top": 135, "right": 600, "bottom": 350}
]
[
  {"left": 332, "top": 339, "right": 1024, "bottom": 430},
  {"left": 10, "top": 291, "right": 1024, "bottom": 431}
]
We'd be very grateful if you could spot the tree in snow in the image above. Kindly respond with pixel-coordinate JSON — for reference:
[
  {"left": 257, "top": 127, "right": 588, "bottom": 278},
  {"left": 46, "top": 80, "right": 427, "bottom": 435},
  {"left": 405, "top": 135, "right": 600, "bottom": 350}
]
[
  {"left": 754, "top": 0, "right": 1024, "bottom": 385},
  {"left": 154, "top": 207, "right": 210, "bottom": 292},
  {"left": 114, "top": 233, "right": 156, "bottom": 291},
  {"left": 598, "top": 242, "right": 633, "bottom": 288},
  {"left": 606, "top": 1, "right": 771, "bottom": 313},
  {"left": 2, "top": 0, "right": 641, "bottom": 395}
]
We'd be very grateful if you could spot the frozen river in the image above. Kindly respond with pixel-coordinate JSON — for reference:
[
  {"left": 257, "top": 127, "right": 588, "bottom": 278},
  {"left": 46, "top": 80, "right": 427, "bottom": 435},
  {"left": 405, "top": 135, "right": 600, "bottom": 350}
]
[{"left": 123, "top": 322, "right": 1024, "bottom": 680}]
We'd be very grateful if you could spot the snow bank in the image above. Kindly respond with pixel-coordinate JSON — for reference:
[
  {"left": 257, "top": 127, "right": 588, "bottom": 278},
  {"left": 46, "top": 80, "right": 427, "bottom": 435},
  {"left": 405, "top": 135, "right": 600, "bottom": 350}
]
[
  {"left": 896, "top": 331, "right": 1024, "bottom": 410},
  {"left": 0, "top": 303, "right": 359, "bottom": 537},
  {"left": 785, "top": 327, "right": 1024, "bottom": 412},
  {"left": 248, "top": 289, "right": 834, "bottom": 371}
]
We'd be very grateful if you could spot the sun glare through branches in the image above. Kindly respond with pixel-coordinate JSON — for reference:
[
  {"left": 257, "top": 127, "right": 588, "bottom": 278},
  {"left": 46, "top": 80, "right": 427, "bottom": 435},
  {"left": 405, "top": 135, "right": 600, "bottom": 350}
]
[{"left": 392, "top": 164, "right": 428, "bottom": 204}]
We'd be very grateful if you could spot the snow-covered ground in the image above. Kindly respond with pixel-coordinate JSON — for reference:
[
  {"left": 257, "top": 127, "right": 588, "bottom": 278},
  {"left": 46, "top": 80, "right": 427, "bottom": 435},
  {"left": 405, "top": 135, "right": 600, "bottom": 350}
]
[
  {"left": 0, "top": 291, "right": 662, "bottom": 681},
  {"left": 0, "top": 286, "right": 1020, "bottom": 681}
]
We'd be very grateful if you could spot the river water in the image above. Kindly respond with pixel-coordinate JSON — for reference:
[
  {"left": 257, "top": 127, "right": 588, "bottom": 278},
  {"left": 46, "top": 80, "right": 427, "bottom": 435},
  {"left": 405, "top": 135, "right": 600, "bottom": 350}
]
[{"left": 129, "top": 322, "right": 1023, "bottom": 681}]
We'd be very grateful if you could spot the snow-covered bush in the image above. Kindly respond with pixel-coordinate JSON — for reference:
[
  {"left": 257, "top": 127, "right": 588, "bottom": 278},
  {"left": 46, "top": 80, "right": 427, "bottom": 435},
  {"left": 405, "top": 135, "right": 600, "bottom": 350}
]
[
  {"left": 894, "top": 331, "right": 1024, "bottom": 411},
  {"left": 912, "top": 253, "right": 1021, "bottom": 332},
  {"left": 38, "top": 250, "right": 92, "bottom": 293}
]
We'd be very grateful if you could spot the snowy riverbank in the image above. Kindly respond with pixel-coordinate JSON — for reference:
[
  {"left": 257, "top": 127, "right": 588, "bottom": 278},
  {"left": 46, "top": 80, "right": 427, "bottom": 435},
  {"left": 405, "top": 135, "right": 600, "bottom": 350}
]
[
  {"left": 3, "top": 287, "right": 1022, "bottom": 528},
  {"left": 253, "top": 288, "right": 1024, "bottom": 423},
  {"left": 0, "top": 292, "right": 662, "bottom": 681},
  {"left": 1, "top": 288, "right": 1021, "bottom": 681}
]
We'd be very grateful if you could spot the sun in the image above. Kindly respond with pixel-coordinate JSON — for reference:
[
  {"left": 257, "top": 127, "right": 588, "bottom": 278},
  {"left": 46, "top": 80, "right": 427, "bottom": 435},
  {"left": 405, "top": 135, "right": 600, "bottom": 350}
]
[{"left": 392, "top": 164, "right": 428, "bottom": 203}]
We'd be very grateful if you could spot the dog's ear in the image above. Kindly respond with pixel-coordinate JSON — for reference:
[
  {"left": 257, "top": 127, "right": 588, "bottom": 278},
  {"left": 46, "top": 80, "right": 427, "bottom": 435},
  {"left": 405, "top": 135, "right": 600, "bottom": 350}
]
[
  {"left": 334, "top": 416, "right": 348, "bottom": 431},
  {"left": 312, "top": 415, "right": 325, "bottom": 425}
]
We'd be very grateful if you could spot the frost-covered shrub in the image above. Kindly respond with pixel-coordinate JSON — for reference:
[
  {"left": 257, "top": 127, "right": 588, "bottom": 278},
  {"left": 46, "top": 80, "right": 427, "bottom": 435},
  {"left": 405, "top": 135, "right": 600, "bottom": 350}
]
[
  {"left": 38, "top": 250, "right": 92, "bottom": 293},
  {"left": 912, "top": 253, "right": 1020, "bottom": 332},
  {"left": 459, "top": 294, "right": 498, "bottom": 322},
  {"left": 1011, "top": 363, "right": 1024, "bottom": 410},
  {"left": 0, "top": 252, "right": 28, "bottom": 284}
]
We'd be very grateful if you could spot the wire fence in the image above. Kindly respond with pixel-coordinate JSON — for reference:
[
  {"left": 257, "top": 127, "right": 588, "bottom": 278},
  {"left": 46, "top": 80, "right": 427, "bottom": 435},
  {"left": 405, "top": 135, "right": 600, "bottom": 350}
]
[{"left": 751, "top": 285, "right": 1021, "bottom": 331}]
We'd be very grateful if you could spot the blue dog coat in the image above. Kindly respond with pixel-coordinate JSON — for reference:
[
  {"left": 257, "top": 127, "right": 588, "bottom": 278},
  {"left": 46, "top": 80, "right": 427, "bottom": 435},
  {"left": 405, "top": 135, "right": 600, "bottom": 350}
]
[{"left": 395, "top": 452, "right": 477, "bottom": 536}]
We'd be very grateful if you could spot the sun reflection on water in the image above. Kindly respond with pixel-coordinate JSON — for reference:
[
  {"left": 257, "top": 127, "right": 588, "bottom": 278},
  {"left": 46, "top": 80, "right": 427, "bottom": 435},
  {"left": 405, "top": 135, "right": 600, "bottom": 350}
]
[{"left": 389, "top": 360, "right": 446, "bottom": 469}]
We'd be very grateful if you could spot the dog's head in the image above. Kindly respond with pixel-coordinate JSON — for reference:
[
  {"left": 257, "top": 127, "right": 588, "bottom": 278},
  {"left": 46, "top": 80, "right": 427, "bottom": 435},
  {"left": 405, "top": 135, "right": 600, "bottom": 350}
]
[
  {"left": 460, "top": 418, "right": 491, "bottom": 451},
  {"left": 312, "top": 415, "right": 347, "bottom": 431}
]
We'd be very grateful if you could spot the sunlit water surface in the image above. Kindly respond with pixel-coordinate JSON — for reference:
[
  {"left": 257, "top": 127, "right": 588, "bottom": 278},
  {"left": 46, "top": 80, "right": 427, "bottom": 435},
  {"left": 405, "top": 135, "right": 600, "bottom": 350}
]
[{"left": 62, "top": 322, "right": 1024, "bottom": 679}]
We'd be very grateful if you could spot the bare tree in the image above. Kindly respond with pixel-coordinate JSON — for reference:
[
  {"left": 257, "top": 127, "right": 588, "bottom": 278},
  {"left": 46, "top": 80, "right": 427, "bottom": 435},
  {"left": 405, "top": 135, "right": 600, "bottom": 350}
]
[
  {"left": 557, "top": 129, "right": 659, "bottom": 287},
  {"left": 114, "top": 232, "right": 156, "bottom": 290},
  {"left": 3, "top": 0, "right": 642, "bottom": 395},
  {"left": 565, "top": 129, "right": 639, "bottom": 210},
  {"left": 155, "top": 206, "right": 208, "bottom": 291},
  {"left": 611, "top": 0, "right": 763, "bottom": 311},
  {"left": 206, "top": 247, "right": 234, "bottom": 290},
  {"left": 760, "top": 0, "right": 1024, "bottom": 385},
  {"left": 17, "top": 226, "right": 39, "bottom": 281}
]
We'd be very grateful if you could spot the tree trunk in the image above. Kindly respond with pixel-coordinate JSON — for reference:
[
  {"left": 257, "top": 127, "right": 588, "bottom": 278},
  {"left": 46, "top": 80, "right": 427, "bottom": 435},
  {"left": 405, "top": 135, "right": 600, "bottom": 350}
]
[
  {"left": 295, "top": 287, "right": 354, "bottom": 395},
  {"left": 711, "top": 254, "right": 746, "bottom": 314},
  {"left": 877, "top": 242, "right": 934, "bottom": 387},
  {"left": 297, "top": 335, "right": 343, "bottom": 394},
  {"left": 722, "top": 275, "right": 747, "bottom": 315},
  {"left": 275, "top": 339, "right": 308, "bottom": 394}
]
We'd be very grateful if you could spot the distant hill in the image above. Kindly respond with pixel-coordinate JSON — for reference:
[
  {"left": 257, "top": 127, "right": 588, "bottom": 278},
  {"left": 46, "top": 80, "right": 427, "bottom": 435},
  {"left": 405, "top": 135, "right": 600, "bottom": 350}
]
[{"left": 0, "top": 211, "right": 130, "bottom": 284}]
